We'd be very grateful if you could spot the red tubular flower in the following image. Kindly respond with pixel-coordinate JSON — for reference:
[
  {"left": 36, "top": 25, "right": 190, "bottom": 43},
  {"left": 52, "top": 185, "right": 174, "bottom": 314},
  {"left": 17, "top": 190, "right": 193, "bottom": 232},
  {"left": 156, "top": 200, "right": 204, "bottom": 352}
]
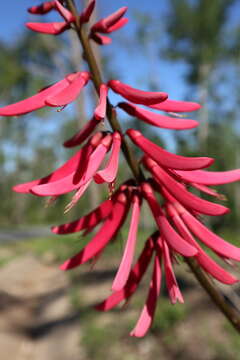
[
  {"left": 45, "top": 72, "right": 90, "bottom": 107},
  {"left": 28, "top": 1, "right": 56, "bottom": 15},
  {"left": 54, "top": 0, "right": 73, "bottom": 22},
  {"left": 166, "top": 203, "right": 238, "bottom": 285},
  {"left": 150, "top": 99, "right": 201, "bottom": 113},
  {"left": 112, "top": 193, "right": 142, "bottom": 291},
  {"left": 143, "top": 156, "right": 229, "bottom": 216},
  {"left": 118, "top": 102, "right": 199, "bottom": 130},
  {"left": 160, "top": 237, "right": 184, "bottom": 304},
  {"left": 96, "top": 234, "right": 155, "bottom": 311},
  {"left": 0, "top": 72, "right": 90, "bottom": 116},
  {"left": 174, "top": 169, "right": 240, "bottom": 185},
  {"left": 60, "top": 190, "right": 131, "bottom": 270},
  {"left": 108, "top": 80, "right": 168, "bottom": 106},
  {"left": 31, "top": 133, "right": 112, "bottom": 197},
  {"left": 91, "top": 7, "right": 128, "bottom": 34},
  {"left": 80, "top": 0, "right": 96, "bottom": 23},
  {"left": 94, "top": 132, "right": 121, "bottom": 184},
  {"left": 141, "top": 182, "right": 198, "bottom": 257},
  {"left": 127, "top": 129, "right": 214, "bottom": 170},
  {"left": 26, "top": 21, "right": 71, "bottom": 35},
  {"left": 52, "top": 198, "right": 113, "bottom": 235},
  {"left": 90, "top": 33, "right": 112, "bottom": 45},
  {"left": 63, "top": 117, "right": 100, "bottom": 148},
  {"left": 94, "top": 84, "right": 108, "bottom": 120},
  {"left": 13, "top": 131, "right": 103, "bottom": 194},
  {"left": 130, "top": 251, "right": 162, "bottom": 338}
]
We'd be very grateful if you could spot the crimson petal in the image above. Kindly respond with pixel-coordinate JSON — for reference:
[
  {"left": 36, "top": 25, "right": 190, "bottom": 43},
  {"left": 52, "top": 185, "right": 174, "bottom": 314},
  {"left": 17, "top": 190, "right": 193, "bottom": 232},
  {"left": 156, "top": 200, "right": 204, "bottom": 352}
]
[
  {"left": 130, "top": 254, "right": 161, "bottom": 337},
  {"left": 144, "top": 158, "right": 229, "bottom": 216},
  {"left": 52, "top": 199, "right": 113, "bottom": 234},
  {"left": 96, "top": 235, "right": 155, "bottom": 311},
  {"left": 127, "top": 130, "right": 214, "bottom": 170},
  {"left": 0, "top": 76, "right": 73, "bottom": 116},
  {"left": 26, "top": 21, "right": 69, "bottom": 35},
  {"left": 63, "top": 117, "right": 99, "bottom": 148},
  {"left": 112, "top": 194, "right": 141, "bottom": 291},
  {"left": 45, "top": 72, "right": 90, "bottom": 107},
  {"left": 142, "top": 183, "right": 198, "bottom": 257},
  {"left": 179, "top": 209, "right": 240, "bottom": 261},
  {"left": 94, "top": 132, "right": 121, "bottom": 184},
  {"left": 150, "top": 99, "right": 201, "bottom": 113},
  {"left": 118, "top": 102, "right": 198, "bottom": 130},
  {"left": 108, "top": 80, "right": 168, "bottom": 106},
  {"left": 28, "top": 1, "right": 55, "bottom": 14},
  {"left": 60, "top": 192, "right": 130, "bottom": 269},
  {"left": 175, "top": 169, "right": 240, "bottom": 186}
]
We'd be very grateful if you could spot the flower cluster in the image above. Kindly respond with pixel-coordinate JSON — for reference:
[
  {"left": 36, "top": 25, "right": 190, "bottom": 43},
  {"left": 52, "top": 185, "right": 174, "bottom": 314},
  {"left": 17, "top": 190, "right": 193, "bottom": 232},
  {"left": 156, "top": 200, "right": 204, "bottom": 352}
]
[{"left": 0, "top": 0, "right": 240, "bottom": 337}]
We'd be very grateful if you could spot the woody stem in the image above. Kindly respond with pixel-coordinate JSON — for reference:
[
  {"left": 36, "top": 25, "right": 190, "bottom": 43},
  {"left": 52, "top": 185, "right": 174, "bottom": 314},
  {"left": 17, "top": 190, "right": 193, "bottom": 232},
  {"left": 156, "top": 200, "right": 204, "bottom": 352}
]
[{"left": 66, "top": 0, "right": 240, "bottom": 333}]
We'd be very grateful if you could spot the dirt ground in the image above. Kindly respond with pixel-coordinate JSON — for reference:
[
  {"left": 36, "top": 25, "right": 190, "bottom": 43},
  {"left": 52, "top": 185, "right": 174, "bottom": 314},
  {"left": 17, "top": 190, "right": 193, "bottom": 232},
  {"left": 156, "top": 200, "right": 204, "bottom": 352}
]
[{"left": 0, "top": 250, "right": 239, "bottom": 360}]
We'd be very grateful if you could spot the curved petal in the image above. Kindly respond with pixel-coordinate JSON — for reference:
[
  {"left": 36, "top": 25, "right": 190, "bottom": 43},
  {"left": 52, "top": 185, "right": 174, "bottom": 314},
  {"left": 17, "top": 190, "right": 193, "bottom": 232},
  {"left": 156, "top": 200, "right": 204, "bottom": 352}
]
[
  {"left": 94, "top": 132, "right": 121, "bottom": 184},
  {"left": 60, "top": 192, "right": 130, "bottom": 269},
  {"left": 130, "top": 254, "right": 161, "bottom": 337},
  {"left": 150, "top": 99, "right": 201, "bottom": 113},
  {"left": 80, "top": 0, "right": 96, "bottom": 23},
  {"left": 112, "top": 195, "right": 141, "bottom": 291},
  {"left": 28, "top": 1, "right": 55, "bottom": 14},
  {"left": 63, "top": 117, "right": 99, "bottom": 148},
  {"left": 144, "top": 158, "right": 229, "bottom": 216},
  {"left": 127, "top": 130, "right": 214, "bottom": 170},
  {"left": 45, "top": 72, "right": 90, "bottom": 107},
  {"left": 94, "top": 84, "right": 108, "bottom": 120},
  {"left": 52, "top": 199, "right": 113, "bottom": 234},
  {"left": 180, "top": 209, "right": 240, "bottom": 261},
  {"left": 142, "top": 183, "right": 198, "bottom": 257},
  {"left": 0, "top": 77, "right": 72, "bottom": 116},
  {"left": 108, "top": 80, "right": 168, "bottom": 106},
  {"left": 175, "top": 169, "right": 240, "bottom": 186},
  {"left": 26, "top": 21, "right": 69, "bottom": 35},
  {"left": 118, "top": 102, "right": 199, "bottom": 130},
  {"left": 96, "top": 235, "right": 155, "bottom": 311},
  {"left": 91, "top": 7, "right": 128, "bottom": 33}
]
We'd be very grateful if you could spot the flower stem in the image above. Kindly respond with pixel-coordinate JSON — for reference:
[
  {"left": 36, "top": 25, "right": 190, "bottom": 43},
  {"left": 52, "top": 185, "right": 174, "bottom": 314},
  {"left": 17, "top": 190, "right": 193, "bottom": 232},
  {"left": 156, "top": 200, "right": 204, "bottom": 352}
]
[{"left": 66, "top": 0, "right": 240, "bottom": 333}]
